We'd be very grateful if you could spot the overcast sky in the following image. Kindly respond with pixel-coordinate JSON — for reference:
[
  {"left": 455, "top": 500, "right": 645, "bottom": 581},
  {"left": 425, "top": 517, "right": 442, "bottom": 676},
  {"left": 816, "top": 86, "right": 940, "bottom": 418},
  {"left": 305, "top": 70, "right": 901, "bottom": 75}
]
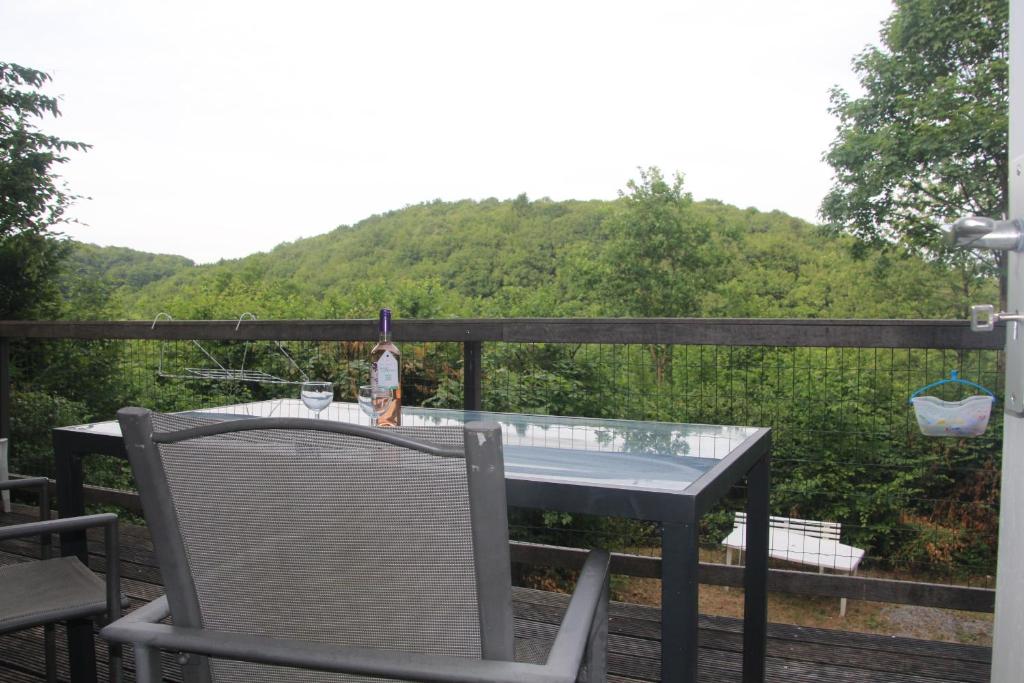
[{"left": 2, "top": 0, "right": 894, "bottom": 264}]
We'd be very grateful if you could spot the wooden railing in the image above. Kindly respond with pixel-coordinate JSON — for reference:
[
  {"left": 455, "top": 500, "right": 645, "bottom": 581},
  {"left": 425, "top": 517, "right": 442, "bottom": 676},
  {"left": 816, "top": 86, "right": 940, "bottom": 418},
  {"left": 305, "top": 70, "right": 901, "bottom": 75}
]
[{"left": 0, "top": 317, "right": 1005, "bottom": 614}]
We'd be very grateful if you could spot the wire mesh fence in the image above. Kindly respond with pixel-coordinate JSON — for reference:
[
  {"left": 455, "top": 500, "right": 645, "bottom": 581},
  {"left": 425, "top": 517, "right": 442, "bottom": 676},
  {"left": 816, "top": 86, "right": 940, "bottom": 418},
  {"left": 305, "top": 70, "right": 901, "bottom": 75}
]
[
  {"left": 4, "top": 332, "right": 1003, "bottom": 590},
  {"left": 481, "top": 342, "right": 1002, "bottom": 588}
]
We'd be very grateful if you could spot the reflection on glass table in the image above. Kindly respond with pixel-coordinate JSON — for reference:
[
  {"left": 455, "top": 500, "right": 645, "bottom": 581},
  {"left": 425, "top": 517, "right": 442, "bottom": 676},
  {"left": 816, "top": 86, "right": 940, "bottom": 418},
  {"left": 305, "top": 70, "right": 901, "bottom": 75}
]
[{"left": 194, "top": 399, "right": 758, "bottom": 493}]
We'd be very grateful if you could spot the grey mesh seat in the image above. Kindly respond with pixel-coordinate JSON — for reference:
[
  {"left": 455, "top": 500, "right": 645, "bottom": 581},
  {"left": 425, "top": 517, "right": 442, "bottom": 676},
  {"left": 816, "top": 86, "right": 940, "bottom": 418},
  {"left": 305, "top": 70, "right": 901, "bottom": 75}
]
[
  {"left": 0, "top": 477, "right": 123, "bottom": 683},
  {"left": 106, "top": 408, "right": 610, "bottom": 682}
]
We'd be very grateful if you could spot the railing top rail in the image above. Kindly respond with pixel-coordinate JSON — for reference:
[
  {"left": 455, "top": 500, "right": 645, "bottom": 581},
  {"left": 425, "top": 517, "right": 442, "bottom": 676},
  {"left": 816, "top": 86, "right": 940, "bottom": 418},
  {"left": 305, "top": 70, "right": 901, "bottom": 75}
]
[{"left": 0, "top": 318, "right": 1004, "bottom": 349}]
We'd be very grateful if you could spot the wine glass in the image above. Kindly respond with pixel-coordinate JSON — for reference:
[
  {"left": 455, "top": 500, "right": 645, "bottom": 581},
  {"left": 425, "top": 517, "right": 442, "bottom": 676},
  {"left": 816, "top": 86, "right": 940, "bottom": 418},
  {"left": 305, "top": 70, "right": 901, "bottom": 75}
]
[
  {"left": 358, "top": 384, "right": 395, "bottom": 427},
  {"left": 300, "top": 381, "right": 333, "bottom": 419}
]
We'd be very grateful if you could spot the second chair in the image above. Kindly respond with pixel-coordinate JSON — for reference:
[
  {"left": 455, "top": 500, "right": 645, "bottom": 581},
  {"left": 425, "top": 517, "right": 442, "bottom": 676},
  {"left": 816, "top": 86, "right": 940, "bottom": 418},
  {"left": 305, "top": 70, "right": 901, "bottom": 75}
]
[{"left": 0, "top": 477, "right": 122, "bottom": 683}]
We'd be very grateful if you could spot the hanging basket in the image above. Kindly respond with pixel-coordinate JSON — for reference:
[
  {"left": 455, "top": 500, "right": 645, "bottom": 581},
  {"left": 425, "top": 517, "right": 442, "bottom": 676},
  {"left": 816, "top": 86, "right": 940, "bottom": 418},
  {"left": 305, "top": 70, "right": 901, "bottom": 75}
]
[{"left": 910, "top": 395, "right": 994, "bottom": 437}]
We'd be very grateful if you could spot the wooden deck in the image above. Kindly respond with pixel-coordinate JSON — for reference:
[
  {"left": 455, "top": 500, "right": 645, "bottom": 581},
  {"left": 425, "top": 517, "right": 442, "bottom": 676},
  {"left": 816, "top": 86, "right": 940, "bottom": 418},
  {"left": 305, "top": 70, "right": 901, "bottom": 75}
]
[{"left": 0, "top": 504, "right": 992, "bottom": 682}]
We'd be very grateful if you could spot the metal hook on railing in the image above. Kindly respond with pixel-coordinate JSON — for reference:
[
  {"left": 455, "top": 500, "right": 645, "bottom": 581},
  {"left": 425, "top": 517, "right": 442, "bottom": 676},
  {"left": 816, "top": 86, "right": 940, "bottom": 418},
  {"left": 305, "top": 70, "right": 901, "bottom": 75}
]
[
  {"left": 151, "top": 312, "right": 173, "bottom": 329},
  {"left": 235, "top": 312, "right": 257, "bottom": 331},
  {"left": 234, "top": 313, "right": 258, "bottom": 374},
  {"left": 151, "top": 313, "right": 175, "bottom": 374},
  {"left": 235, "top": 312, "right": 309, "bottom": 381}
]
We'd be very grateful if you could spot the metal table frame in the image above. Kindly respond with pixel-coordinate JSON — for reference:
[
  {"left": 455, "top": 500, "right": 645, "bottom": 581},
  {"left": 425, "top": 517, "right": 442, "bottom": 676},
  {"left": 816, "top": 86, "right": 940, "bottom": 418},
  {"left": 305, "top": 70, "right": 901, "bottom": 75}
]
[{"left": 52, "top": 409, "right": 771, "bottom": 683}]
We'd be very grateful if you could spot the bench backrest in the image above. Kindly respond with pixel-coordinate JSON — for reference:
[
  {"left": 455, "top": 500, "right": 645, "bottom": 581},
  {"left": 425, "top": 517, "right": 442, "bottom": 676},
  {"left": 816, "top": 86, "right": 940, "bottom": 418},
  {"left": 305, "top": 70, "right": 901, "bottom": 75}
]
[{"left": 733, "top": 511, "right": 840, "bottom": 541}]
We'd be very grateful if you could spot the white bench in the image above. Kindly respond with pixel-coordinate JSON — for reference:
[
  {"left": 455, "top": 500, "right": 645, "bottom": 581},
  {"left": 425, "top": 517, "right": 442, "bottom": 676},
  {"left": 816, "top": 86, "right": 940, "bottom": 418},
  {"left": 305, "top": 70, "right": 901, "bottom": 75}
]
[{"left": 721, "top": 512, "right": 865, "bottom": 616}]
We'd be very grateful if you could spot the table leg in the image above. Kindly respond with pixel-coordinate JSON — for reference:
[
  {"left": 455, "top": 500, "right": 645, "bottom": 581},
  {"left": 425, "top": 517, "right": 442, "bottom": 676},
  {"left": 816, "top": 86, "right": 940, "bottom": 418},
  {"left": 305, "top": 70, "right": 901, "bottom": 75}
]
[
  {"left": 52, "top": 432, "right": 97, "bottom": 682},
  {"left": 662, "top": 518, "right": 699, "bottom": 683},
  {"left": 742, "top": 453, "right": 770, "bottom": 683},
  {"left": 53, "top": 433, "right": 89, "bottom": 561},
  {"left": 66, "top": 620, "right": 99, "bottom": 682}
]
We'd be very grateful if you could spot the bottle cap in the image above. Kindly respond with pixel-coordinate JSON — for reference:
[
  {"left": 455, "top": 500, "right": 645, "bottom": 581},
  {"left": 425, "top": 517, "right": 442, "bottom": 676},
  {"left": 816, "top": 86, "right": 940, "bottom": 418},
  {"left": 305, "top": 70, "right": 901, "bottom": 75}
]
[{"left": 379, "top": 308, "right": 391, "bottom": 334}]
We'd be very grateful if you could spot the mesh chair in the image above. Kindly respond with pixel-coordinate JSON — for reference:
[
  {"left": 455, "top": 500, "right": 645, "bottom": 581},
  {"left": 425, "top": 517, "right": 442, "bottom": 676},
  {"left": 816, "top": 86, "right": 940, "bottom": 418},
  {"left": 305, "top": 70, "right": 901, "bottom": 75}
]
[
  {"left": 107, "top": 408, "right": 610, "bottom": 682},
  {"left": 0, "top": 477, "right": 122, "bottom": 683}
]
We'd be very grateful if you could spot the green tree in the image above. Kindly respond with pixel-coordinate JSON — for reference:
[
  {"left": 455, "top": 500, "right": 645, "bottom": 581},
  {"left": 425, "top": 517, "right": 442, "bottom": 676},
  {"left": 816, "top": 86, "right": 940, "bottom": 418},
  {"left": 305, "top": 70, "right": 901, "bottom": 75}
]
[
  {"left": 821, "top": 0, "right": 1008, "bottom": 308},
  {"left": 0, "top": 62, "right": 89, "bottom": 319},
  {"left": 567, "top": 167, "right": 733, "bottom": 382},
  {"left": 582, "top": 167, "right": 730, "bottom": 318}
]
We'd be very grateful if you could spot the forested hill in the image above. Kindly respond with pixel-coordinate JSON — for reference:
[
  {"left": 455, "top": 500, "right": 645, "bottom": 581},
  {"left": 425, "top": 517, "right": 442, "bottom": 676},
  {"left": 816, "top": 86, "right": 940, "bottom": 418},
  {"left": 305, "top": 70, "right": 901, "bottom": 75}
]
[
  {"left": 53, "top": 243, "right": 195, "bottom": 319},
  {"left": 71, "top": 194, "right": 994, "bottom": 322},
  {"left": 67, "top": 243, "right": 195, "bottom": 289}
]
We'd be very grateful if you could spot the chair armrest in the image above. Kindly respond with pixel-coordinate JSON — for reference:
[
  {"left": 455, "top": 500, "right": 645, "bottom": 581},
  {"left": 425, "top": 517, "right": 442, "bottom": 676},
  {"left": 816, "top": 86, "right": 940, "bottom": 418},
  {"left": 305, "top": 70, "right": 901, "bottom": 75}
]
[
  {"left": 104, "top": 617, "right": 571, "bottom": 683},
  {"left": 103, "top": 551, "right": 611, "bottom": 683},
  {"left": 0, "top": 512, "right": 117, "bottom": 542},
  {"left": 0, "top": 476, "right": 49, "bottom": 493},
  {"left": 119, "top": 594, "right": 170, "bottom": 625},
  {"left": 546, "top": 549, "right": 611, "bottom": 672}
]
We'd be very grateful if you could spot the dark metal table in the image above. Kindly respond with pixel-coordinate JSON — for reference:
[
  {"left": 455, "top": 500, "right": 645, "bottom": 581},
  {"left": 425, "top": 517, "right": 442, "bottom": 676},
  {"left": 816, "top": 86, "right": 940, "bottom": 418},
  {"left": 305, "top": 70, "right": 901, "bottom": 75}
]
[{"left": 53, "top": 400, "right": 771, "bottom": 683}]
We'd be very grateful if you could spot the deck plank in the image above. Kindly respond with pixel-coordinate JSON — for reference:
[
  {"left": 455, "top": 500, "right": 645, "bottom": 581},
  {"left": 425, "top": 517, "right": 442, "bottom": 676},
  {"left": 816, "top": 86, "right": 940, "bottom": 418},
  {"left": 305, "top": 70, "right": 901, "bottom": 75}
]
[{"left": 1, "top": 504, "right": 993, "bottom": 682}]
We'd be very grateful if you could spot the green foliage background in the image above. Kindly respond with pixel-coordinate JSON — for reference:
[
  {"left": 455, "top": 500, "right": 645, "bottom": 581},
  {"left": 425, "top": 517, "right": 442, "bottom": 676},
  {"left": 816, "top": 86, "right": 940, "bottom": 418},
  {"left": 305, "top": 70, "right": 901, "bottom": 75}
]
[
  {"left": 65, "top": 190, "right": 993, "bottom": 323},
  {"left": 8, "top": 178, "right": 998, "bottom": 581}
]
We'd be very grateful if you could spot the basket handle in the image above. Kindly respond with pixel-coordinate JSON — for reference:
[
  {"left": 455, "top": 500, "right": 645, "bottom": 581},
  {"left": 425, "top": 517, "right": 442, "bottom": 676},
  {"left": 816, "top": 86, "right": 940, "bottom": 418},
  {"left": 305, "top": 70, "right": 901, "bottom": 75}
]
[{"left": 908, "top": 370, "right": 996, "bottom": 403}]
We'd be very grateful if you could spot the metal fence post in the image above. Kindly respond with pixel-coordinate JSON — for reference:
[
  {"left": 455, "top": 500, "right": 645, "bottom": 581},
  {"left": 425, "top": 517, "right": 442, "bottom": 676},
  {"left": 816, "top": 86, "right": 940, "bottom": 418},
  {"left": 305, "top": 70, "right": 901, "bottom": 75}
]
[
  {"left": 464, "top": 340, "right": 482, "bottom": 411},
  {"left": 1, "top": 338, "right": 10, "bottom": 525},
  {"left": 0, "top": 338, "right": 9, "bottom": 441}
]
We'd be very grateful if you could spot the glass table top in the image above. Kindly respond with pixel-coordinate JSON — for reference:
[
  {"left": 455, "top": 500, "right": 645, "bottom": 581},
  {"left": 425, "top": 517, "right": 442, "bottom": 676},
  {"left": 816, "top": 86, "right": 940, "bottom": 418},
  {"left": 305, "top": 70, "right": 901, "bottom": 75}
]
[{"left": 63, "top": 399, "right": 761, "bottom": 495}]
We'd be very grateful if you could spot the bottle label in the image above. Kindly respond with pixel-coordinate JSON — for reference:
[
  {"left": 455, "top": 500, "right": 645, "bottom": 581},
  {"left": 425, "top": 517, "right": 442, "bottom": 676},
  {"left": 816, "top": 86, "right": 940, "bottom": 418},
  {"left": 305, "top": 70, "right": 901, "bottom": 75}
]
[{"left": 377, "top": 351, "right": 399, "bottom": 389}]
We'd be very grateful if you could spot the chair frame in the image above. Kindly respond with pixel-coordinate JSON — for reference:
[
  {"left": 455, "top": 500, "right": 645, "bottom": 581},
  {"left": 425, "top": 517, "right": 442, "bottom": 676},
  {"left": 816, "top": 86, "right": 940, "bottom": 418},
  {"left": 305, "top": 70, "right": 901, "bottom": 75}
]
[
  {"left": 0, "top": 477, "right": 122, "bottom": 683},
  {"left": 109, "top": 408, "right": 610, "bottom": 683}
]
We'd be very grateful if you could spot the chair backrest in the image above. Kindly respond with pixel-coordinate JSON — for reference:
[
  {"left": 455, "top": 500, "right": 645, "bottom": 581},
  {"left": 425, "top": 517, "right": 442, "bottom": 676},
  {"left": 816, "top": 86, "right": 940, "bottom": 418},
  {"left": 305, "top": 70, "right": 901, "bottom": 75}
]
[
  {"left": 733, "top": 511, "right": 841, "bottom": 541},
  {"left": 118, "top": 408, "right": 514, "bottom": 683}
]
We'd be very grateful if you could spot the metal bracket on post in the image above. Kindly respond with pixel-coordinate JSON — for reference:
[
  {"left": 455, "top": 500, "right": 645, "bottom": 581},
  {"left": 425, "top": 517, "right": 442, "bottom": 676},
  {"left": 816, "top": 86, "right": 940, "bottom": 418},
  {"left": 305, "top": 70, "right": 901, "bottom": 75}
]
[
  {"left": 971, "top": 305, "right": 1024, "bottom": 416},
  {"left": 948, "top": 191, "right": 1024, "bottom": 417},
  {"left": 971, "top": 305, "right": 1024, "bottom": 332}
]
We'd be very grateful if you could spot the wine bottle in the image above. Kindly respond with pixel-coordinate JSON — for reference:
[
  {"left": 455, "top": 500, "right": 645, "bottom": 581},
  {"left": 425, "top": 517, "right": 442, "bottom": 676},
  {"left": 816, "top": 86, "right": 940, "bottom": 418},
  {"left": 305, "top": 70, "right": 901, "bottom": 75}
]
[{"left": 369, "top": 308, "right": 401, "bottom": 426}]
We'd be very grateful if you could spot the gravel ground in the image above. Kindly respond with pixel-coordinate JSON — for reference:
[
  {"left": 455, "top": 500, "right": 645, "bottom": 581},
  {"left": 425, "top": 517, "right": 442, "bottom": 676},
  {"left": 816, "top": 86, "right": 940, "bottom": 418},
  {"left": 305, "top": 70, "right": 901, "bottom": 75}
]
[{"left": 880, "top": 604, "right": 993, "bottom": 645}]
